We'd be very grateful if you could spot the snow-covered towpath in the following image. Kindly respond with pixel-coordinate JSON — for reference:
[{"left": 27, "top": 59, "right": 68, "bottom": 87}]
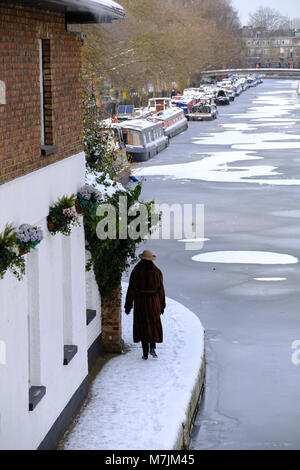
[{"left": 63, "top": 283, "right": 205, "bottom": 450}]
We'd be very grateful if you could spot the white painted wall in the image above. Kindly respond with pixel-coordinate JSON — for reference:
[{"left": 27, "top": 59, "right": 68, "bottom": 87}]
[
  {"left": 86, "top": 252, "right": 102, "bottom": 349},
  {"left": 0, "top": 152, "right": 88, "bottom": 450}
]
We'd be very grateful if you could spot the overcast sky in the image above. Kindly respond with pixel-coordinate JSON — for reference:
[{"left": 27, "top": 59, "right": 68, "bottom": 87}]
[{"left": 232, "top": 0, "right": 299, "bottom": 26}]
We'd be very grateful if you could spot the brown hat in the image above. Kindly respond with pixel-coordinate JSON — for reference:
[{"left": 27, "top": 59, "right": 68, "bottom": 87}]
[{"left": 139, "top": 250, "right": 156, "bottom": 261}]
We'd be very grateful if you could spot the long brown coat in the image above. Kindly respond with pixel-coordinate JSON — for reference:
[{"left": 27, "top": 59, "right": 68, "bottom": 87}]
[{"left": 125, "top": 260, "right": 166, "bottom": 343}]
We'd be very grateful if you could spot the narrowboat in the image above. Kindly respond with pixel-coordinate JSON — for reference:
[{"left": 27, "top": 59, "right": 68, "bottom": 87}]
[
  {"left": 187, "top": 103, "right": 218, "bottom": 121},
  {"left": 148, "top": 97, "right": 173, "bottom": 113},
  {"left": 214, "top": 89, "right": 230, "bottom": 106},
  {"left": 117, "top": 119, "right": 169, "bottom": 162},
  {"left": 247, "top": 75, "right": 258, "bottom": 87},
  {"left": 116, "top": 105, "right": 152, "bottom": 122},
  {"left": 172, "top": 96, "right": 196, "bottom": 115},
  {"left": 219, "top": 82, "right": 235, "bottom": 101},
  {"left": 152, "top": 108, "right": 188, "bottom": 138}
]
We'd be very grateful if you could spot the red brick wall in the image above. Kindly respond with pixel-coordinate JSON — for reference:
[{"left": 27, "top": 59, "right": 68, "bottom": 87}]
[{"left": 0, "top": 3, "right": 83, "bottom": 184}]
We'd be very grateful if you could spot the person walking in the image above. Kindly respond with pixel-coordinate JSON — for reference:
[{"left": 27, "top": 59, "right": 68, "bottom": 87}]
[{"left": 124, "top": 250, "right": 166, "bottom": 360}]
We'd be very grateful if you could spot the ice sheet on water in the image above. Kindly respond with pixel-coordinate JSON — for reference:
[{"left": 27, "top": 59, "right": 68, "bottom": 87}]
[{"left": 135, "top": 150, "right": 300, "bottom": 186}]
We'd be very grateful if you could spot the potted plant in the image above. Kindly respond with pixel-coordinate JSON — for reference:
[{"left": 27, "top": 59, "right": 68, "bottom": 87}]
[
  {"left": 16, "top": 224, "right": 44, "bottom": 255},
  {"left": 0, "top": 224, "right": 26, "bottom": 280},
  {"left": 47, "top": 194, "right": 80, "bottom": 236},
  {"left": 75, "top": 184, "right": 102, "bottom": 216}
]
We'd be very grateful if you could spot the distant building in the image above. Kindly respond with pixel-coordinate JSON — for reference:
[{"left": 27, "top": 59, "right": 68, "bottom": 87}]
[
  {"left": 242, "top": 26, "right": 300, "bottom": 68},
  {"left": 0, "top": 0, "right": 124, "bottom": 450}
]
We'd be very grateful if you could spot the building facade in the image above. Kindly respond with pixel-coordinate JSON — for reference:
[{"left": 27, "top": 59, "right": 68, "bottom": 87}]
[
  {"left": 0, "top": 0, "right": 124, "bottom": 450},
  {"left": 242, "top": 26, "right": 300, "bottom": 68}
]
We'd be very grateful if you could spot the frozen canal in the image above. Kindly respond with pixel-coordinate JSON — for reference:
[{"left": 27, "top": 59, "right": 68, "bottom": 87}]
[{"left": 134, "top": 80, "right": 300, "bottom": 450}]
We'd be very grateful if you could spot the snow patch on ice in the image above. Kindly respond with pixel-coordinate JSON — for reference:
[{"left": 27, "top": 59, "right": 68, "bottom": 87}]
[
  {"left": 192, "top": 251, "right": 298, "bottom": 265},
  {"left": 233, "top": 141, "right": 300, "bottom": 150},
  {"left": 193, "top": 130, "right": 300, "bottom": 148},
  {"left": 134, "top": 151, "right": 300, "bottom": 186},
  {"left": 178, "top": 238, "right": 210, "bottom": 243}
]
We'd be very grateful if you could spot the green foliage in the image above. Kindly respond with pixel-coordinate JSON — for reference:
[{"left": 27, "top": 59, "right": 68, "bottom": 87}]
[
  {"left": 0, "top": 224, "right": 26, "bottom": 281},
  {"left": 84, "top": 182, "right": 159, "bottom": 298},
  {"left": 47, "top": 194, "right": 80, "bottom": 237},
  {"left": 83, "top": 86, "right": 130, "bottom": 181}
]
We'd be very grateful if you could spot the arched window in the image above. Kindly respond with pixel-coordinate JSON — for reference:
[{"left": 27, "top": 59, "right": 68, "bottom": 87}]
[{"left": 0, "top": 80, "right": 6, "bottom": 104}]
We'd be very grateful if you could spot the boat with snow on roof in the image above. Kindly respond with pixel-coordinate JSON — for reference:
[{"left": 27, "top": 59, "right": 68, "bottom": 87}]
[
  {"left": 117, "top": 119, "right": 169, "bottom": 162},
  {"left": 151, "top": 108, "right": 188, "bottom": 138},
  {"left": 187, "top": 102, "right": 218, "bottom": 121}
]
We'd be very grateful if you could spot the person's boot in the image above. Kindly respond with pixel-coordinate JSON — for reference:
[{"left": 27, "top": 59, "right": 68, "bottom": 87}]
[
  {"left": 142, "top": 354, "right": 148, "bottom": 360},
  {"left": 150, "top": 347, "right": 158, "bottom": 358}
]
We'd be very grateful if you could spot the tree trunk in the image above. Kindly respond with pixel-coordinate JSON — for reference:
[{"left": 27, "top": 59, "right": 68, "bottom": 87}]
[{"left": 101, "top": 283, "right": 123, "bottom": 353}]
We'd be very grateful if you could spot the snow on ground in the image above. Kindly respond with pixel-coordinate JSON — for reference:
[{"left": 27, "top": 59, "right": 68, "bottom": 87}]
[{"left": 63, "top": 283, "right": 205, "bottom": 450}]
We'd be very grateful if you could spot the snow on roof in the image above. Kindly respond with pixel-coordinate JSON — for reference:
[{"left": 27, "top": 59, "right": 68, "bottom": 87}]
[
  {"left": 76, "top": 0, "right": 125, "bottom": 15},
  {"left": 154, "top": 108, "right": 184, "bottom": 119},
  {"left": 118, "top": 119, "right": 162, "bottom": 131},
  {"left": 17, "top": 0, "right": 125, "bottom": 22}
]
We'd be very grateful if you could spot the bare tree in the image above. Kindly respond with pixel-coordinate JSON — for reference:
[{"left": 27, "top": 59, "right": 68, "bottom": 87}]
[
  {"left": 248, "top": 6, "right": 290, "bottom": 33},
  {"left": 290, "top": 18, "right": 300, "bottom": 29},
  {"left": 82, "top": 0, "right": 244, "bottom": 101}
]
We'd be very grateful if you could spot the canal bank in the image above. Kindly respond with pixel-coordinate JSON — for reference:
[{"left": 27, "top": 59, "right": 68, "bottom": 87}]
[{"left": 135, "top": 79, "right": 300, "bottom": 449}]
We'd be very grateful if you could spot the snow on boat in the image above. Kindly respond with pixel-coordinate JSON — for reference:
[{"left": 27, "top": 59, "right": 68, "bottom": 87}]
[
  {"left": 151, "top": 108, "right": 188, "bottom": 138},
  {"left": 172, "top": 96, "right": 196, "bottom": 115},
  {"left": 148, "top": 97, "right": 174, "bottom": 113},
  {"left": 117, "top": 119, "right": 168, "bottom": 162},
  {"left": 214, "top": 89, "right": 230, "bottom": 106},
  {"left": 187, "top": 103, "right": 218, "bottom": 121}
]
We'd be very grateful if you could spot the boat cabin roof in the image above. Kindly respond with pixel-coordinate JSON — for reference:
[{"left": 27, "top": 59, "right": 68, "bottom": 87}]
[
  {"left": 154, "top": 108, "right": 184, "bottom": 120},
  {"left": 118, "top": 119, "right": 162, "bottom": 132}
]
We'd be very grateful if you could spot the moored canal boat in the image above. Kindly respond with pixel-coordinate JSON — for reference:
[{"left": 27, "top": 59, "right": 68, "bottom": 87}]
[
  {"left": 151, "top": 108, "right": 188, "bottom": 138},
  {"left": 172, "top": 96, "right": 196, "bottom": 115},
  {"left": 148, "top": 97, "right": 173, "bottom": 113},
  {"left": 117, "top": 119, "right": 168, "bottom": 162},
  {"left": 187, "top": 102, "right": 218, "bottom": 121},
  {"left": 214, "top": 89, "right": 230, "bottom": 106}
]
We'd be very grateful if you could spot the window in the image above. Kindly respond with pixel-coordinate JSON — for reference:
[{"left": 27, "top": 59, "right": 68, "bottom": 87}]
[
  {"left": 131, "top": 131, "right": 141, "bottom": 146},
  {"left": 122, "top": 131, "right": 130, "bottom": 145},
  {"left": 62, "top": 237, "right": 78, "bottom": 366},
  {"left": 0, "top": 80, "right": 6, "bottom": 105},
  {"left": 27, "top": 250, "right": 46, "bottom": 411},
  {"left": 39, "top": 39, "right": 57, "bottom": 156}
]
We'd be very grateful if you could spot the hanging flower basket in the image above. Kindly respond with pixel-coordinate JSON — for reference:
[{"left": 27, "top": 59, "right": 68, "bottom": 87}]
[
  {"left": 47, "top": 217, "right": 55, "bottom": 233},
  {"left": 75, "top": 184, "right": 102, "bottom": 216},
  {"left": 47, "top": 194, "right": 80, "bottom": 236},
  {"left": 16, "top": 224, "right": 44, "bottom": 255},
  {"left": 0, "top": 224, "right": 26, "bottom": 281}
]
